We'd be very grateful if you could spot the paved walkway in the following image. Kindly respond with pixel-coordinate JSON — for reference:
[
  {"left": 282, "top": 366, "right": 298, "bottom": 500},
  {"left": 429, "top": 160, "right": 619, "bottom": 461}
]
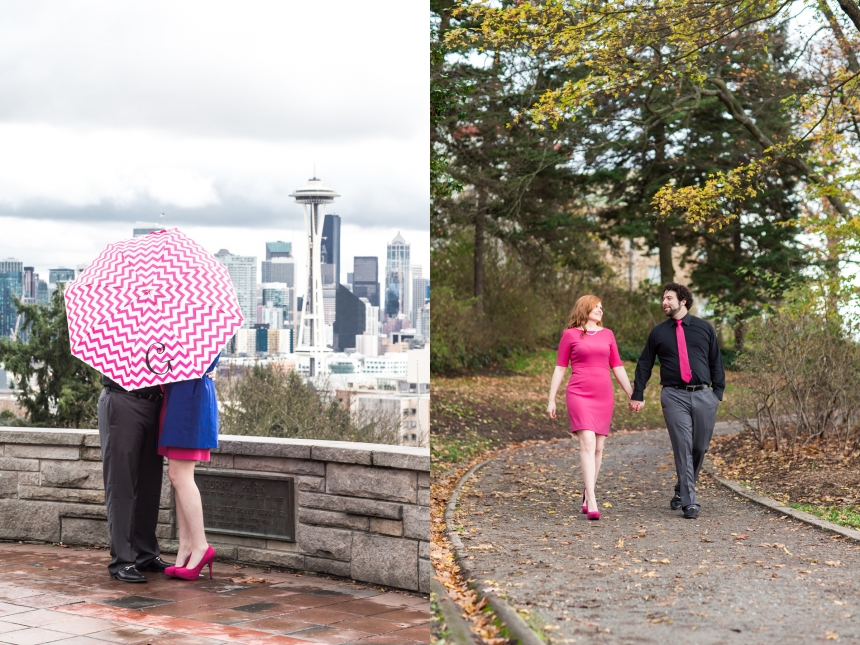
[
  {"left": 0, "top": 544, "right": 429, "bottom": 645},
  {"left": 453, "top": 428, "right": 860, "bottom": 644}
]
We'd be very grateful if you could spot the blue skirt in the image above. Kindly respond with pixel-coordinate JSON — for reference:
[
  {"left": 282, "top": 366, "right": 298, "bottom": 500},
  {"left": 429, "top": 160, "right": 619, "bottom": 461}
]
[{"left": 158, "top": 354, "right": 220, "bottom": 450}]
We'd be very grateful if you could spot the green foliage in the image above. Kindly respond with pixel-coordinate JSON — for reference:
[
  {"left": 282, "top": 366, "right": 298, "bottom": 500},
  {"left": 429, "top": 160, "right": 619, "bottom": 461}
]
[
  {"left": 431, "top": 230, "right": 669, "bottom": 372},
  {"left": 0, "top": 409, "right": 29, "bottom": 427},
  {"left": 216, "top": 363, "right": 401, "bottom": 444},
  {"left": 0, "top": 288, "right": 102, "bottom": 429},
  {"left": 730, "top": 281, "right": 860, "bottom": 454}
]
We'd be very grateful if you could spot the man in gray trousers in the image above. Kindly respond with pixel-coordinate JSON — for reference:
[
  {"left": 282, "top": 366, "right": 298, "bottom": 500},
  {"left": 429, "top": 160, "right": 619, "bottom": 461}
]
[
  {"left": 98, "top": 376, "right": 172, "bottom": 582},
  {"left": 629, "top": 283, "right": 725, "bottom": 519}
]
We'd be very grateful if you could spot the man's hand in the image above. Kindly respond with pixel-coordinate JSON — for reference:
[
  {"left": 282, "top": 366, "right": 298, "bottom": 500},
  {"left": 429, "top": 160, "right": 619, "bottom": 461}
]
[
  {"left": 547, "top": 400, "right": 557, "bottom": 419},
  {"left": 628, "top": 400, "right": 644, "bottom": 413}
]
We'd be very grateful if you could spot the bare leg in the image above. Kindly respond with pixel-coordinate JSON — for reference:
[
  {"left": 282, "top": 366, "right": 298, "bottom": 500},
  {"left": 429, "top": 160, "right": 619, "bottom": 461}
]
[
  {"left": 168, "top": 459, "right": 209, "bottom": 570},
  {"left": 594, "top": 434, "right": 607, "bottom": 486},
  {"left": 577, "top": 430, "right": 598, "bottom": 512},
  {"left": 170, "top": 460, "right": 191, "bottom": 568}
]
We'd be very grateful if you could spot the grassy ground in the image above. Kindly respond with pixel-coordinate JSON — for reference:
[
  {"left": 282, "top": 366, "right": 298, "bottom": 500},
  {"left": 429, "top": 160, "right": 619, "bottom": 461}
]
[{"left": 789, "top": 503, "right": 860, "bottom": 530}]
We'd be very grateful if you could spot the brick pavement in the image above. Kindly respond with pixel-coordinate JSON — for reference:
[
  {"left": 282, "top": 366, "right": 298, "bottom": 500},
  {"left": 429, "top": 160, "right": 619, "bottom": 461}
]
[{"left": 0, "top": 544, "right": 429, "bottom": 645}]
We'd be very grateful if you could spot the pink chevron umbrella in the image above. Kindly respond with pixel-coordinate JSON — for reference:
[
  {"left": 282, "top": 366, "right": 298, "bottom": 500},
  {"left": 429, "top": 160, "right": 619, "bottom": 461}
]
[{"left": 64, "top": 228, "right": 244, "bottom": 390}]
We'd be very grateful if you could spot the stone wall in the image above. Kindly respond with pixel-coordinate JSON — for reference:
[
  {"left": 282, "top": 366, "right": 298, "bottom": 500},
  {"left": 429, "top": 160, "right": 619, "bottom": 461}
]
[{"left": 0, "top": 427, "right": 430, "bottom": 593}]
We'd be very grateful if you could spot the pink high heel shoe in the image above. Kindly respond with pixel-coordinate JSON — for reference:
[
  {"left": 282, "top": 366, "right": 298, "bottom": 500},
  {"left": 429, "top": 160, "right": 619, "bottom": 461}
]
[
  {"left": 581, "top": 490, "right": 587, "bottom": 514},
  {"left": 164, "top": 554, "right": 190, "bottom": 578},
  {"left": 587, "top": 510, "right": 601, "bottom": 520},
  {"left": 173, "top": 546, "right": 215, "bottom": 580}
]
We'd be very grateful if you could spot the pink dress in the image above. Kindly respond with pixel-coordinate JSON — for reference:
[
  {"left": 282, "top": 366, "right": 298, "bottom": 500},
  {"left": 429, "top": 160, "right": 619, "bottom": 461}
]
[
  {"left": 156, "top": 385, "right": 211, "bottom": 461},
  {"left": 555, "top": 327, "right": 623, "bottom": 436}
]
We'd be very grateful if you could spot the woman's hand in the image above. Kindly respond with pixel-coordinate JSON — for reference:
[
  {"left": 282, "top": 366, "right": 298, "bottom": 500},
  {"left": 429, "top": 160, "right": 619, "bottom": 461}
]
[{"left": 547, "top": 399, "right": 556, "bottom": 419}]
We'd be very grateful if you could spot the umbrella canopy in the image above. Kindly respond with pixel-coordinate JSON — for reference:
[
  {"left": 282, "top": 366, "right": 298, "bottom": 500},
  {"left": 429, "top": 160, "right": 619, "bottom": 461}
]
[{"left": 65, "top": 228, "right": 244, "bottom": 390}]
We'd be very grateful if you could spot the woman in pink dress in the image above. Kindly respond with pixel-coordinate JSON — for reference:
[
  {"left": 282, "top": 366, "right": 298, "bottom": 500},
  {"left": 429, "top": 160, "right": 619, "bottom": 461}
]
[{"left": 547, "top": 295, "right": 633, "bottom": 520}]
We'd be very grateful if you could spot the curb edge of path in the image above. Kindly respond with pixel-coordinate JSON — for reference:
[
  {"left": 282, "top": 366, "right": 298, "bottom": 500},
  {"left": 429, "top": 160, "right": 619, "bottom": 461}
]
[
  {"left": 430, "top": 579, "right": 481, "bottom": 645},
  {"left": 703, "top": 457, "right": 860, "bottom": 542},
  {"left": 444, "top": 456, "right": 547, "bottom": 645}
]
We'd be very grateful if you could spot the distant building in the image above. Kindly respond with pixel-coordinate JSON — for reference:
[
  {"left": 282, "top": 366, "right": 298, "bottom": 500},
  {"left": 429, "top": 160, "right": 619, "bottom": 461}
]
[
  {"left": 322, "top": 214, "right": 341, "bottom": 284},
  {"left": 133, "top": 227, "right": 162, "bottom": 237},
  {"left": 265, "top": 241, "right": 292, "bottom": 260},
  {"left": 260, "top": 303, "right": 284, "bottom": 330},
  {"left": 36, "top": 280, "right": 49, "bottom": 306},
  {"left": 268, "top": 328, "right": 293, "bottom": 354},
  {"left": 355, "top": 333, "right": 379, "bottom": 357},
  {"left": 22, "top": 267, "right": 35, "bottom": 300},
  {"left": 359, "top": 297, "right": 379, "bottom": 336},
  {"left": 232, "top": 328, "right": 257, "bottom": 354},
  {"left": 0, "top": 259, "right": 24, "bottom": 274},
  {"left": 321, "top": 263, "right": 337, "bottom": 286},
  {"left": 385, "top": 232, "right": 410, "bottom": 317},
  {"left": 418, "top": 304, "right": 430, "bottom": 341},
  {"left": 353, "top": 256, "right": 380, "bottom": 308},
  {"left": 215, "top": 249, "right": 257, "bottom": 329},
  {"left": 323, "top": 285, "right": 337, "bottom": 326},
  {"left": 260, "top": 283, "right": 295, "bottom": 327},
  {"left": 48, "top": 268, "right": 76, "bottom": 285},
  {"left": 254, "top": 324, "right": 269, "bottom": 353},
  {"left": 261, "top": 257, "right": 295, "bottom": 286},
  {"left": 0, "top": 269, "right": 23, "bottom": 338},
  {"left": 410, "top": 265, "right": 426, "bottom": 329},
  {"left": 333, "top": 285, "right": 366, "bottom": 352}
]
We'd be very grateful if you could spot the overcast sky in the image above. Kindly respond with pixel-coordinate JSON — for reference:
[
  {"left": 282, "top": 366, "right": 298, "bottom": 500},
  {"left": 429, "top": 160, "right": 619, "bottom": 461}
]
[{"left": 0, "top": 1, "right": 428, "bottom": 288}]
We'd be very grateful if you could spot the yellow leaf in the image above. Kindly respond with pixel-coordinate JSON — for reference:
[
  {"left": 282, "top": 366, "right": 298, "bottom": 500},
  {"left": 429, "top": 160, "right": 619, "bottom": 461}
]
[
  {"left": 825, "top": 631, "right": 839, "bottom": 640},
  {"left": 642, "top": 571, "right": 658, "bottom": 578},
  {"left": 616, "top": 539, "right": 624, "bottom": 548},
  {"left": 659, "top": 558, "right": 670, "bottom": 564},
  {"left": 603, "top": 502, "right": 612, "bottom": 508},
  {"left": 825, "top": 561, "right": 841, "bottom": 567}
]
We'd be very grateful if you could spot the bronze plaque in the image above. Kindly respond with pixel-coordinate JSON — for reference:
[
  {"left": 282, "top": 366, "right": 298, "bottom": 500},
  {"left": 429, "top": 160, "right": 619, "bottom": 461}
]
[{"left": 194, "top": 469, "right": 295, "bottom": 541}]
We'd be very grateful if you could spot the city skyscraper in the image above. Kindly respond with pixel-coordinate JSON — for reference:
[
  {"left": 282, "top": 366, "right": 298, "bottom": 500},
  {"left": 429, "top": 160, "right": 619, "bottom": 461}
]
[
  {"left": 261, "top": 283, "right": 295, "bottom": 327},
  {"left": 322, "top": 213, "right": 341, "bottom": 286},
  {"left": 291, "top": 177, "right": 339, "bottom": 371},
  {"left": 265, "top": 241, "right": 292, "bottom": 260},
  {"left": 410, "top": 265, "right": 426, "bottom": 329},
  {"left": 333, "top": 284, "right": 365, "bottom": 352},
  {"left": 0, "top": 265, "right": 23, "bottom": 338},
  {"left": 353, "top": 256, "right": 380, "bottom": 308},
  {"left": 22, "top": 267, "right": 35, "bottom": 302},
  {"left": 48, "top": 268, "right": 75, "bottom": 285},
  {"left": 385, "top": 232, "right": 410, "bottom": 317},
  {"left": 261, "top": 257, "right": 295, "bottom": 286},
  {"left": 215, "top": 249, "right": 257, "bottom": 329}
]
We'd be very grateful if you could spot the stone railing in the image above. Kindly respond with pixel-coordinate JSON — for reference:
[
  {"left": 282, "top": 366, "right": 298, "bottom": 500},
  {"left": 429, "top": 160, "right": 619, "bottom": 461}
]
[{"left": 0, "top": 427, "right": 430, "bottom": 593}]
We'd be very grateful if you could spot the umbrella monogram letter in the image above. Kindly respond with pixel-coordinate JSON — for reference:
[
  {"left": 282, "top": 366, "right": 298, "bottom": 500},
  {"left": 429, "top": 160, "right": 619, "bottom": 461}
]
[{"left": 145, "top": 342, "right": 173, "bottom": 375}]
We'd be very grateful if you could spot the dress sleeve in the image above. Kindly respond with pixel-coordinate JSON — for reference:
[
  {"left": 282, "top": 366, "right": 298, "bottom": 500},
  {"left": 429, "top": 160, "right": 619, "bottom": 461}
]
[
  {"left": 608, "top": 331, "right": 623, "bottom": 368},
  {"left": 556, "top": 330, "right": 572, "bottom": 368}
]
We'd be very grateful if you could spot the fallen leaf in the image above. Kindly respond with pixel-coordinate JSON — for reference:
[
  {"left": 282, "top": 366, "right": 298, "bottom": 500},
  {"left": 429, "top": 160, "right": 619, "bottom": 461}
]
[
  {"left": 825, "top": 631, "right": 839, "bottom": 640},
  {"left": 229, "top": 576, "right": 267, "bottom": 584},
  {"left": 603, "top": 502, "right": 612, "bottom": 508},
  {"left": 825, "top": 561, "right": 841, "bottom": 567},
  {"left": 616, "top": 539, "right": 624, "bottom": 548},
  {"left": 642, "top": 571, "right": 658, "bottom": 578},
  {"left": 659, "top": 558, "right": 670, "bottom": 564},
  {"left": 700, "top": 536, "right": 713, "bottom": 543},
  {"left": 735, "top": 534, "right": 749, "bottom": 540}
]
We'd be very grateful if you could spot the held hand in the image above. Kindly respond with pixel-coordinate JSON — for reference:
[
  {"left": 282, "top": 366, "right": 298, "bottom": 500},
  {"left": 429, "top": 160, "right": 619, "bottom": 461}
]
[
  {"left": 628, "top": 400, "right": 644, "bottom": 413},
  {"left": 547, "top": 400, "right": 557, "bottom": 419}
]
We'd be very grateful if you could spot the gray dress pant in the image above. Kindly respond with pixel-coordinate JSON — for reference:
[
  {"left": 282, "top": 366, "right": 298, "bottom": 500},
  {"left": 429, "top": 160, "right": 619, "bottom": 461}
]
[
  {"left": 97, "top": 388, "right": 163, "bottom": 575},
  {"left": 660, "top": 387, "right": 719, "bottom": 508}
]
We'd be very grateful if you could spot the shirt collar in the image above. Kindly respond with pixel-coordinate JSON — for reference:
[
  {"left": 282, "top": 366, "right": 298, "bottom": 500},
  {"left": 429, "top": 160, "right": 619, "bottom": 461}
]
[{"left": 671, "top": 312, "right": 692, "bottom": 326}]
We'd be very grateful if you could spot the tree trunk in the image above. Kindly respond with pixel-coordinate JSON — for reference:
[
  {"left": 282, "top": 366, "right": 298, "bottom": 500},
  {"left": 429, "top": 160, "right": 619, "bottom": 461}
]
[
  {"left": 474, "top": 192, "right": 485, "bottom": 311},
  {"left": 652, "top": 120, "right": 674, "bottom": 284},
  {"left": 734, "top": 320, "right": 746, "bottom": 353},
  {"left": 657, "top": 222, "right": 674, "bottom": 284}
]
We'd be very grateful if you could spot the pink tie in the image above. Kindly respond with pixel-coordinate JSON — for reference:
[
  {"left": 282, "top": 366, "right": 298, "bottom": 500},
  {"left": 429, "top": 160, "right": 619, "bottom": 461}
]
[{"left": 675, "top": 319, "right": 692, "bottom": 383}]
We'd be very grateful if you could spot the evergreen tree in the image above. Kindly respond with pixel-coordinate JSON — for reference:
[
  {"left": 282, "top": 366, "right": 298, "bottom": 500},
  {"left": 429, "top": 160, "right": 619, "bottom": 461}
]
[{"left": 0, "top": 287, "right": 102, "bottom": 428}]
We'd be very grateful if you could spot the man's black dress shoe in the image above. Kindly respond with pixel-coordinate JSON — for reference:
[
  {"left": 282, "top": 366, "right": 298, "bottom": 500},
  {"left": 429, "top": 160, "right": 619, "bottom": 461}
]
[
  {"left": 670, "top": 494, "right": 683, "bottom": 510},
  {"left": 111, "top": 565, "right": 147, "bottom": 583},
  {"left": 140, "top": 557, "right": 172, "bottom": 573},
  {"left": 683, "top": 504, "right": 700, "bottom": 519}
]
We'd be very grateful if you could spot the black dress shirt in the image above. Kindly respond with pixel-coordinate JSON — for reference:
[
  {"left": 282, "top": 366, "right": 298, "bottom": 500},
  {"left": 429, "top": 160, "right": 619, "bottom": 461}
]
[
  {"left": 102, "top": 375, "right": 162, "bottom": 397},
  {"left": 632, "top": 313, "right": 726, "bottom": 401}
]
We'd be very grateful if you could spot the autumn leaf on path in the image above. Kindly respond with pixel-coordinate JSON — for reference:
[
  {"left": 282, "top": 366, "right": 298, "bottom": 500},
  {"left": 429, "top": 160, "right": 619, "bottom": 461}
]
[
  {"left": 642, "top": 571, "right": 658, "bottom": 577},
  {"left": 733, "top": 534, "right": 749, "bottom": 540},
  {"left": 230, "top": 576, "right": 267, "bottom": 584},
  {"left": 825, "top": 631, "right": 839, "bottom": 640},
  {"left": 700, "top": 536, "right": 713, "bottom": 543},
  {"left": 825, "top": 561, "right": 841, "bottom": 567},
  {"left": 616, "top": 539, "right": 624, "bottom": 548}
]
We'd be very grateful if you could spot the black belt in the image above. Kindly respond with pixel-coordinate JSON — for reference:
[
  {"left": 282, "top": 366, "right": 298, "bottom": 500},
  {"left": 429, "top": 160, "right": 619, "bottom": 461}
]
[
  {"left": 664, "top": 384, "right": 709, "bottom": 392},
  {"left": 104, "top": 385, "right": 163, "bottom": 402}
]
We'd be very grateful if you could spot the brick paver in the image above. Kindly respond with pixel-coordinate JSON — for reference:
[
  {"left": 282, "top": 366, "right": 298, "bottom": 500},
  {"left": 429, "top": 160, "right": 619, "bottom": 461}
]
[{"left": 0, "top": 544, "right": 428, "bottom": 645}]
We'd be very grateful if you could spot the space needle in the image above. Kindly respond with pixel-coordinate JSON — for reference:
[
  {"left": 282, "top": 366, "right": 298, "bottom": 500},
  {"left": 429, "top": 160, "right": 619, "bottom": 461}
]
[{"left": 290, "top": 176, "right": 339, "bottom": 376}]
